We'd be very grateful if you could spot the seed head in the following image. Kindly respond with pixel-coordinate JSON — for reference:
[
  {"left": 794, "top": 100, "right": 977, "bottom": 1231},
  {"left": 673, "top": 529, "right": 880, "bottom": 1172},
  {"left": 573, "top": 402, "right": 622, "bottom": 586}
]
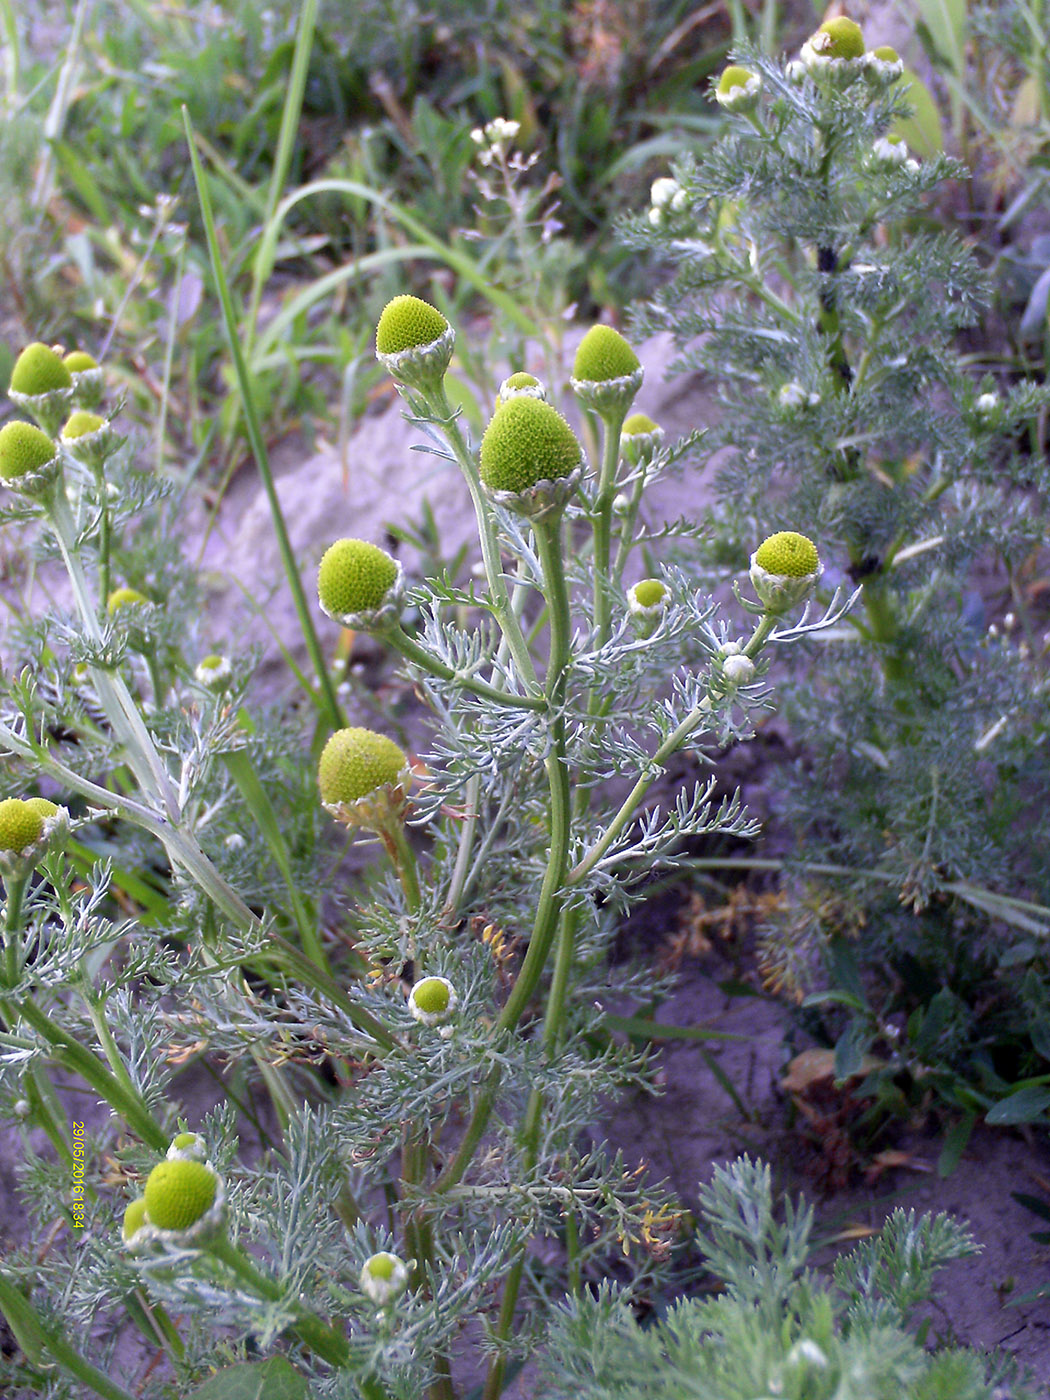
[
  {"left": 0, "top": 422, "right": 57, "bottom": 480},
  {"left": 10, "top": 343, "right": 72, "bottom": 396},
  {"left": 318, "top": 728, "right": 409, "bottom": 805},
  {"left": 143, "top": 1158, "right": 218, "bottom": 1231}
]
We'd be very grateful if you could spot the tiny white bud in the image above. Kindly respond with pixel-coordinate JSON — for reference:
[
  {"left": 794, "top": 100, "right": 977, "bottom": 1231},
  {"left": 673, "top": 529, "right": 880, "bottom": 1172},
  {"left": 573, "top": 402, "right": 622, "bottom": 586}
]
[
  {"left": 650, "top": 177, "right": 680, "bottom": 209},
  {"left": 722, "top": 654, "right": 755, "bottom": 686},
  {"left": 648, "top": 207, "right": 663, "bottom": 227}
]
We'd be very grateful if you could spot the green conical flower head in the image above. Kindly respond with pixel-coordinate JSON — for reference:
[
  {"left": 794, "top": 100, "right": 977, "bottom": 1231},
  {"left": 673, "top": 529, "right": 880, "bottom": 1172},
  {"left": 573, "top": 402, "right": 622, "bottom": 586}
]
[
  {"left": 63, "top": 351, "right": 99, "bottom": 373},
  {"left": 503, "top": 372, "right": 540, "bottom": 392},
  {"left": 0, "top": 799, "right": 43, "bottom": 853},
  {"left": 573, "top": 326, "right": 640, "bottom": 383},
  {"left": 25, "top": 798, "right": 58, "bottom": 820},
  {"left": 61, "top": 411, "right": 104, "bottom": 440},
  {"left": 318, "top": 728, "right": 408, "bottom": 805},
  {"left": 122, "top": 1197, "right": 148, "bottom": 1242},
  {"left": 318, "top": 539, "right": 399, "bottom": 617},
  {"left": 412, "top": 977, "right": 451, "bottom": 1015},
  {"left": 172, "top": 1131, "right": 202, "bottom": 1150},
  {"left": 376, "top": 295, "right": 449, "bottom": 355},
  {"left": 107, "top": 586, "right": 149, "bottom": 616},
  {"left": 814, "top": 16, "right": 864, "bottom": 57},
  {"left": 367, "top": 1252, "right": 399, "bottom": 1280},
  {"left": 479, "top": 397, "right": 583, "bottom": 494},
  {"left": 753, "top": 531, "right": 819, "bottom": 577},
  {"left": 871, "top": 44, "right": 899, "bottom": 62},
  {"left": 0, "top": 422, "right": 56, "bottom": 479},
  {"left": 10, "top": 342, "right": 71, "bottom": 395},
  {"left": 143, "top": 1159, "right": 217, "bottom": 1231}
]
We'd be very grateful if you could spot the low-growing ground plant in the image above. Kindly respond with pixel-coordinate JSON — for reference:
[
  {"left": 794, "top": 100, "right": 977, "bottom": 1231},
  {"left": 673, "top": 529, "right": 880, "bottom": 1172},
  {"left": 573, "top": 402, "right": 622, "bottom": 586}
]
[{"left": 628, "top": 15, "right": 1050, "bottom": 1148}]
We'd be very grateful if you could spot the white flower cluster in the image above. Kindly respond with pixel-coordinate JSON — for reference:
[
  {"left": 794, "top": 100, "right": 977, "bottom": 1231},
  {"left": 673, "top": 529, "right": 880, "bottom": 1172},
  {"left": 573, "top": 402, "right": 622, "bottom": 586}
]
[
  {"left": 869, "top": 134, "right": 919, "bottom": 172},
  {"left": 471, "top": 117, "right": 521, "bottom": 166}
]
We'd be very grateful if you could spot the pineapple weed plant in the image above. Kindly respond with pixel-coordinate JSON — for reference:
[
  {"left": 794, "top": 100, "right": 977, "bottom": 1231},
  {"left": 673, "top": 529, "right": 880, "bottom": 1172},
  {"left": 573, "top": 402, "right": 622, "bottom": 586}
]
[
  {"left": 0, "top": 23, "right": 1040, "bottom": 1400},
  {"left": 631, "top": 17, "right": 1050, "bottom": 1146}
]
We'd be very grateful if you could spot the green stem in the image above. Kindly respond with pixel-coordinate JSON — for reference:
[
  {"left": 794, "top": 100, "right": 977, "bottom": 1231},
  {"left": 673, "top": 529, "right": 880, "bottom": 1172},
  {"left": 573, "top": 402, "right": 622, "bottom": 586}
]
[
  {"left": 0, "top": 1271, "right": 139, "bottom": 1400},
  {"left": 2, "top": 873, "right": 25, "bottom": 988},
  {"left": 425, "top": 383, "right": 539, "bottom": 693},
  {"left": 183, "top": 107, "right": 345, "bottom": 734},
  {"left": 389, "top": 627, "right": 545, "bottom": 710},
  {"left": 591, "top": 408, "right": 627, "bottom": 647}
]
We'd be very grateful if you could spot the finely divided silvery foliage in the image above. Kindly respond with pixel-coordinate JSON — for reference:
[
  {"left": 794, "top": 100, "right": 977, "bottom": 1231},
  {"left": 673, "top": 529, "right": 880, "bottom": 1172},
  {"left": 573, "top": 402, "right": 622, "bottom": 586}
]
[
  {"left": 626, "top": 28, "right": 1050, "bottom": 1123},
  {"left": 0, "top": 304, "right": 856, "bottom": 1399},
  {"left": 542, "top": 1156, "right": 1032, "bottom": 1400}
]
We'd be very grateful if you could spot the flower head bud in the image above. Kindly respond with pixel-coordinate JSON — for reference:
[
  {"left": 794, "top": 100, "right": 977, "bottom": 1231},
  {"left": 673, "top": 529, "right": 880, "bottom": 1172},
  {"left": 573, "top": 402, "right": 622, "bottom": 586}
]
[
  {"left": 167, "top": 1131, "right": 207, "bottom": 1161},
  {"left": 722, "top": 652, "right": 756, "bottom": 687},
  {"left": 63, "top": 351, "right": 98, "bottom": 375},
  {"left": 9, "top": 343, "right": 74, "bottom": 436},
  {"left": 750, "top": 531, "right": 822, "bottom": 612},
  {"left": 650, "top": 177, "right": 680, "bottom": 209},
  {"left": 318, "top": 727, "right": 411, "bottom": 831},
  {"left": 715, "top": 65, "right": 763, "bottom": 114},
  {"left": 868, "top": 133, "right": 916, "bottom": 169},
  {"left": 570, "top": 326, "right": 643, "bottom": 416},
  {"left": 0, "top": 421, "right": 60, "bottom": 496},
  {"left": 0, "top": 796, "right": 68, "bottom": 877},
  {"left": 194, "top": 654, "right": 232, "bottom": 689},
  {"left": 106, "top": 586, "right": 151, "bottom": 617},
  {"left": 777, "top": 381, "right": 821, "bottom": 413},
  {"left": 317, "top": 538, "right": 404, "bottom": 631},
  {"left": 144, "top": 1158, "right": 217, "bottom": 1231},
  {"left": 63, "top": 351, "right": 105, "bottom": 410},
  {"left": 865, "top": 44, "right": 903, "bottom": 83},
  {"left": 974, "top": 391, "right": 1001, "bottom": 425},
  {"left": 122, "top": 1197, "right": 149, "bottom": 1242},
  {"left": 360, "top": 1251, "right": 410, "bottom": 1307},
  {"left": 620, "top": 412, "right": 664, "bottom": 466},
  {"left": 479, "top": 397, "right": 584, "bottom": 519},
  {"left": 496, "top": 372, "right": 547, "bottom": 407},
  {"left": 800, "top": 17, "right": 866, "bottom": 83},
  {"left": 134, "top": 1157, "right": 225, "bottom": 1247},
  {"left": 627, "top": 578, "right": 669, "bottom": 638},
  {"left": 59, "top": 410, "right": 114, "bottom": 471},
  {"left": 375, "top": 295, "right": 454, "bottom": 395},
  {"left": 408, "top": 975, "right": 458, "bottom": 1027},
  {"left": 10, "top": 342, "right": 71, "bottom": 397}
]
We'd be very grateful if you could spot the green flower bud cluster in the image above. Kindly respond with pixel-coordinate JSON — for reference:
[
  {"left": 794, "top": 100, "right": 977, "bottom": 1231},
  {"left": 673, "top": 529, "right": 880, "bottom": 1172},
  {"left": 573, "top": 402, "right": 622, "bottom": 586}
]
[
  {"left": 318, "top": 727, "right": 411, "bottom": 831},
  {"left": 479, "top": 397, "right": 584, "bottom": 519},
  {"left": 317, "top": 538, "right": 403, "bottom": 630}
]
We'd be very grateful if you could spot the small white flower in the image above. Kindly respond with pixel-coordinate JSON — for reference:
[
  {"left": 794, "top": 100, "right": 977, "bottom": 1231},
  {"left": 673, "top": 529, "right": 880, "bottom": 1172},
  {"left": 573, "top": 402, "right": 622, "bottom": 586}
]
[
  {"left": 975, "top": 391, "right": 999, "bottom": 418},
  {"left": 224, "top": 833, "right": 247, "bottom": 852},
  {"left": 778, "top": 381, "right": 813, "bottom": 411},
  {"left": 788, "top": 1338, "right": 829, "bottom": 1369}
]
